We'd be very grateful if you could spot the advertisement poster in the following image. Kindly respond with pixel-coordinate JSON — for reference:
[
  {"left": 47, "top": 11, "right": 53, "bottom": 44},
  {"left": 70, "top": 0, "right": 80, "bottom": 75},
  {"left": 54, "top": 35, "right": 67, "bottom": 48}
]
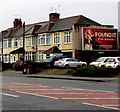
[{"left": 82, "top": 27, "right": 118, "bottom": 51}]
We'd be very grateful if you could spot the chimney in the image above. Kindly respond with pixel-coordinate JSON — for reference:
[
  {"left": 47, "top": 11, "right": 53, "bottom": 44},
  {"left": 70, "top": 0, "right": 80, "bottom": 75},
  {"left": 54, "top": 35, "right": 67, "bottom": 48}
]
[
  {"left": 49, "top": 13, "right": 60, "bottom": 22},
  {"left": 13, "top": 18, "right": 22, "bottom": 28}
]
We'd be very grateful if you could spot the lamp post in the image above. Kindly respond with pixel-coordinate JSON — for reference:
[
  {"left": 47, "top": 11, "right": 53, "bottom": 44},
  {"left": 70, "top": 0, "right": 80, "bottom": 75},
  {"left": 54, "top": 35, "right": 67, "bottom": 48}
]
[
  {"left": 0, "top": 32, "right": 3, "bottom": 62},
  {"left": 23, "top": 22, "right": 25, "bottom": 63}
]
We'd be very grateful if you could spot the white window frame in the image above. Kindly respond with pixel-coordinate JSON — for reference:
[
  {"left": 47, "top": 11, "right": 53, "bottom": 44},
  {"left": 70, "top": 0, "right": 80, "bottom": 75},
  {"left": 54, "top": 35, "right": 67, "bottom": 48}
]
[
  {"left": 14, "top": 39, "right": 18, "bottom": 47},
  {"left": 54, "top": 33, "right": 60, "bottom": 44},
  {"left": 64, "top": 31, "right": 71, "bottom": 43},
  {"left": 3, "top": 39, "right": 8, "bottom": 48},
  {"left": 26, "top": 36, "right": 32, "bottom": 46},
  {"left": 39, "top": 52, "right": 44, "bottom": 62},
  {"left": 3, "top": 54, "right": 9, "bottom": 63},
  {"left": 46, "top": 34, "right": 51, "bottom": 45},
  {"left": 8, "top": 39, "right": 12, "bottom": 48},
  {"left": 39, "top": 34, "right": 51, "bottom": 45},
  {"left": 0, "top": 41, "right": 2, "bottom": 48},
  {"left": 32, "top": 36, "right": 36, "bottom": 45}
]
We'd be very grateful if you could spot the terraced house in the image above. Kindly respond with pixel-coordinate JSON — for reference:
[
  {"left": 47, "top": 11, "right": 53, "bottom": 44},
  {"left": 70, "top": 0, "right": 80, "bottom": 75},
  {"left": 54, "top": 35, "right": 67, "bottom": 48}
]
[{"left": 0, "top": 13, "right": 119, "bottom": 64}]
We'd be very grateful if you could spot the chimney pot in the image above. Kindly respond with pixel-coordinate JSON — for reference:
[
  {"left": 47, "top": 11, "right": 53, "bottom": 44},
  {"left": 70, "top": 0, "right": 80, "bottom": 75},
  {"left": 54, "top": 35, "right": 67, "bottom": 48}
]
[
  {"left": 13, "top": 18, "right": 22, "bottom": 28},
  {"left": 49, "top": 13, "right": 60, "bottom": 22}
]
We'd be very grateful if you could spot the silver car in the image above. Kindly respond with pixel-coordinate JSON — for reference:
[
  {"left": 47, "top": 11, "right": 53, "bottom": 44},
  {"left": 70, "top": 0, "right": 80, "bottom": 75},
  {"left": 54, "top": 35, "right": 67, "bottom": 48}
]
[{"left": 54, "top": 58, "right": 87, "bottom": 68}]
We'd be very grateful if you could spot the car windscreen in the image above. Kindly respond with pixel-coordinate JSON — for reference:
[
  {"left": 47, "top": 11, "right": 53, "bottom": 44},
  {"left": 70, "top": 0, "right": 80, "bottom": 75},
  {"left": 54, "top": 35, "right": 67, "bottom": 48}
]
[
  {"left": 95, "top": 57, "right": 105, "bottom": 62},
  {"left": 117, "top": 58, "right": 120, "bottom": 61},
  {"left": 58, "top": 58, "right": 66, "bottom": 61}
]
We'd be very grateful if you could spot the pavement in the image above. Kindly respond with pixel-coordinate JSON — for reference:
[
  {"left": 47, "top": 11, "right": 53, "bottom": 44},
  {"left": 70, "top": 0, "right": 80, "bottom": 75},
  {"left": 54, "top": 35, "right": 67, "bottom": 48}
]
[
  {"left": 25, "top": 74, "right": 119, "bottom": 82},
  {"left": 2, "top": 70, "right": 119, "bottom": 82}
]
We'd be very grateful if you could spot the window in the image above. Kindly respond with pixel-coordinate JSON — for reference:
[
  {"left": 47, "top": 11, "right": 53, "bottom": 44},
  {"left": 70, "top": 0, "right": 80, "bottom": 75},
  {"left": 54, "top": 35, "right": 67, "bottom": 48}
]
[
  {"left": 8, "top": 39, "right": 12, "bottom": 47},
  {"left": 32, "top": 36, "right": 36, "bottom": 45},
  {"left": 39, "top": 34, "right": 51, "bottom": 45},
  {"left": 3, "top": 40, "right": 8, "bottom": 48},
  {"left": 19, "top": 38, "right": 23, "bottom": 47},
  {"left": 0, "top": 41, "right": 2, "bottom": 48},
  {"left": 26, "top": 37, "right": 32, "bottom": 46},
  {"left": 54, "top": 33, "right": 60, "bottom": 44},
  {"left": 39, "top": 52, "right": 44, "bottom": 62},
  {"left": 64, "top": 31, "right": 71, "bottom": 43},
  {"left": 39, "top": 35, "right": 45, "bottom": 45},
  {"left": 25, "top": 52, "right": 35, "bottom": 61},
  {"left": 3, "top": 54, "right": 9, "bottom": 63},
  {"left": 14, "top": 39, "right": 18, "bottom": 47},
  {"left": 13, "top": 55, "right": 16, "bottom": 62},
  {"left": 46, "top": 34, "right": 50, "bottom": 45}
]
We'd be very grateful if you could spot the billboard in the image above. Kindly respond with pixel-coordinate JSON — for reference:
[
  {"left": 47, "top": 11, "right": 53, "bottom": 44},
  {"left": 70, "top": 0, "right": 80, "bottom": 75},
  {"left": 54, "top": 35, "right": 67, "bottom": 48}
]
[{"left": 82, "top": 27, "right": 118, "bottom": 51}]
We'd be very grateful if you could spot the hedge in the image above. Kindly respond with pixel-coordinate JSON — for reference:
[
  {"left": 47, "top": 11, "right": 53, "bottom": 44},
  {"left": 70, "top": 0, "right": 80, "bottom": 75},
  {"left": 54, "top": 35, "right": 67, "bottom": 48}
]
[{"left": 72, "top": 65, "right": 118, "bottom": 77}]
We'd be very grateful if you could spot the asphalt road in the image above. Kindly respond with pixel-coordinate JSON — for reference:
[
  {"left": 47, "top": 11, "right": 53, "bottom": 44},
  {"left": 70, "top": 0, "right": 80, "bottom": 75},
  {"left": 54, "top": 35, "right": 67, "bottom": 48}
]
[{"left": 1, "top": 71, "right": 119, "bottom": 112}]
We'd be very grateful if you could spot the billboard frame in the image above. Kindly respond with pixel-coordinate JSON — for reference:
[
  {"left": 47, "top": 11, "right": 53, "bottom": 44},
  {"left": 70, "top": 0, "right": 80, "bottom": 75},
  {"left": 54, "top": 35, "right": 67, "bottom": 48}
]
[{"left": 82, "top": 27, "right": 119, "bottom": 51}]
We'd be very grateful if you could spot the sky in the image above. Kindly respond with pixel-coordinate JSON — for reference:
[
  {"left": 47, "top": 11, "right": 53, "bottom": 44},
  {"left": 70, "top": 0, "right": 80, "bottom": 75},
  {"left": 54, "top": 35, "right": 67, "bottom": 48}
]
[{"left": 0, "top": 0, "right": 119, "bottom": 31}]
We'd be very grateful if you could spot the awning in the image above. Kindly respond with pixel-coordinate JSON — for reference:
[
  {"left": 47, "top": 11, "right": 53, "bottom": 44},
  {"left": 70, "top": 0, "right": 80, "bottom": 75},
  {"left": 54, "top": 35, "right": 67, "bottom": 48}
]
[
  {"left": 10, "top": 47, "right": 25, "bottom": 54},
  {"left": 44, "top": 46, "right": 61, "bottom": 54}
]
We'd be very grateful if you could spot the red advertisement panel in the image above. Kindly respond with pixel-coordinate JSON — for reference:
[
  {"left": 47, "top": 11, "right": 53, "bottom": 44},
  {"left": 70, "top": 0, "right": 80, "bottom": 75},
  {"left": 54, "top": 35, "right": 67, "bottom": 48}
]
[{"left": 82, "top": 28, "right": 118, "bottom": 51}]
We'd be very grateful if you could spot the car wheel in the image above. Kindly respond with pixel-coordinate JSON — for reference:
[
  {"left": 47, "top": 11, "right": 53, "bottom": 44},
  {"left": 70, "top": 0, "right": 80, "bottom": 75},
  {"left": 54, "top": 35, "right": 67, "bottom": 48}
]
[
  {"left": 65, "top": 64, "right": 69, "bottom": 69},
  {"left": 101, "top": 65, "right": 105, "bottom": 68}
]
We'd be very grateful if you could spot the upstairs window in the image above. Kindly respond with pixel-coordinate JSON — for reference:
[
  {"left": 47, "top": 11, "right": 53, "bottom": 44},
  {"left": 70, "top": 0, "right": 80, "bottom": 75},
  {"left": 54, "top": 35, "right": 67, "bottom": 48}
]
[
  {"left": 14, "top": 39, "right": 18, "bottom": 47},
  {"left": 39, "top": 34, "right": 51, "bottom": 45},
  {"left": 64, "top": 31, "right": 71, "bottom": 43},
  {"left": 19, "top": 38, "right": 23, "bottom": 47},
  {"left": 26, "top": 37, "right": 32, "bottom": 46},
  {"left": 46, "top": 34, "right": 50, "bottom": 45},
  {"left": 32, "top": 36, "right": 36, "bottom": 45},
  {"left": 54, "top": 33, "right": 60, "bottom": 44},
  {"left": 3, "top": 39, "right": 8, "bottom": 48},
  {"left": 39, "top": 35, "right": 45, "bottom": 45},
  {"left": 8, "top": 39, "right": 12, "bottom": 48}
]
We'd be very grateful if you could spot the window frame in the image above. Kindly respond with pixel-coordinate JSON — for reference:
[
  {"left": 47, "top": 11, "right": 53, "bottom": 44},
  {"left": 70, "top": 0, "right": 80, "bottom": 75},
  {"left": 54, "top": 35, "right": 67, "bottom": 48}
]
[
  {"left": 54, "top": 33, "right": 60, "bottom": 44},
  {"left": 64, "top": 31, "right": 71, "bottom": 43}
]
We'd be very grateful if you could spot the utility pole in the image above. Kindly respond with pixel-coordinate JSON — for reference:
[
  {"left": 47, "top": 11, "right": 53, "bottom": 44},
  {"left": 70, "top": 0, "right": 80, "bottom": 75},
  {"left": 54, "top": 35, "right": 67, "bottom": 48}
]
[
  {"left": 0, "top": 32, "right": 3, "bottom": 62},
  {"left": 23, "top": 22, "right": 25, "bottom": 63}
]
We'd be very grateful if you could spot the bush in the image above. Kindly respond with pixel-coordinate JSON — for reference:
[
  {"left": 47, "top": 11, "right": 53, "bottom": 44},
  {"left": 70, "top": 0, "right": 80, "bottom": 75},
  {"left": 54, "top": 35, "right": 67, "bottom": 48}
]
[{"left": 72, "top": 65, "right": 117, "bottom": 77}]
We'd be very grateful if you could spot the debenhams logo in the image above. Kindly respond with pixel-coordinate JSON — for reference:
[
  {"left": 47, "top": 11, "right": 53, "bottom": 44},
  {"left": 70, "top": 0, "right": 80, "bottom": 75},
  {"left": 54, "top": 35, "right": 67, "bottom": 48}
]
[{"left": 95, "top": 32, "right": 116, "bottom": 38}]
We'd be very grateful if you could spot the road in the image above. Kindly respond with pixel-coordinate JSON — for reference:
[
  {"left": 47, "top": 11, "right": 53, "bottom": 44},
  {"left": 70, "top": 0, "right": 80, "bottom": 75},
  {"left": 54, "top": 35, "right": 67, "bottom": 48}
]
[{"left": 1, "top": 71, "right": 119, "bottom": 112}]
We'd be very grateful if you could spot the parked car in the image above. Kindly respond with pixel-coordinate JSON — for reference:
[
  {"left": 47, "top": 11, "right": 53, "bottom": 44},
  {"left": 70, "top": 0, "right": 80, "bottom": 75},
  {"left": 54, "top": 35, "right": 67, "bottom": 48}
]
[
  {"left": 89, "top": 57, "right": 108, "bottom": 67},
  {"left": 13, "top": 60, "right": 23, "bottom": 71},
  {"left": 22, "top": 60, "right": 40, "bottom": 74},
  {"left": 100, "top": 57, "right": 120, "bottom": 69},
  {"left": 45, "top": 56, "right": 68, "bottom": 67},
  {"left": 54, "top": 58, "right": 87, "bottom": 68},
  {"left": 90, "top": 57, "right": 120, "bottom": 69}
]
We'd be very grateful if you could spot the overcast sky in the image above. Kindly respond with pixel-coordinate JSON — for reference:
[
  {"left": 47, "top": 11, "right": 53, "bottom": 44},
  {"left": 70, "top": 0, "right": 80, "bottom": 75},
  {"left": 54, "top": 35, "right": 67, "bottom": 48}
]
[{"left": 0, "top": 0, "right": 119, "bottom": 31}]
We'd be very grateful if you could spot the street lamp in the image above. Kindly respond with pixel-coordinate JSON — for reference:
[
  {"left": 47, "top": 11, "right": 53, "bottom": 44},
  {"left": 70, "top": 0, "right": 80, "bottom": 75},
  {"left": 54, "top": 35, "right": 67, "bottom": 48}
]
[{"left": 23, "top": 22, "right": 25, "bottom": 63}]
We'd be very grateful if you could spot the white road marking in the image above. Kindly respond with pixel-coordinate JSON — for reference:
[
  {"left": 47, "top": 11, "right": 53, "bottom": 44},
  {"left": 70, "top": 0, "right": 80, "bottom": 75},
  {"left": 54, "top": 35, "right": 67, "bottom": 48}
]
[
  {"left": 83, "top": 102, "right": 120, "bottom": 110},
  {"left": 15, "top": 90, "right": 58, "bottom": 99},
  {"left": 0, "top": 93, "right": 19, "bottom": 98}
]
